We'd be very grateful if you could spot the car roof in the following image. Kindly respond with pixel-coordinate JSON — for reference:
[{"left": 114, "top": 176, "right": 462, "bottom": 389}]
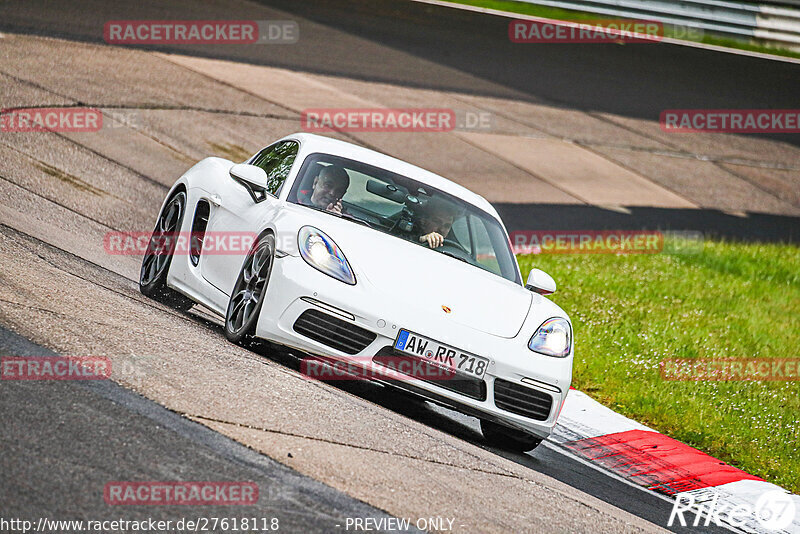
[{"left": 282, "top": 133, "right": 501, "bottom": 220}]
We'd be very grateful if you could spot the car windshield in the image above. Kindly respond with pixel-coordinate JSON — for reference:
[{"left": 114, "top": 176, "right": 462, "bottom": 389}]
[{"left": 288, "top": 153, "right": 521, "bottom": 284}]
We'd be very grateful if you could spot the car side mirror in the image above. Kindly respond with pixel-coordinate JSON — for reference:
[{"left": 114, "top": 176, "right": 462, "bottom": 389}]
[
  {"left": 526, "top": 268, "right": 556, "bottom": 295},
  {"left": 229, "top": 163, "right": 270, "bottom": 203}
]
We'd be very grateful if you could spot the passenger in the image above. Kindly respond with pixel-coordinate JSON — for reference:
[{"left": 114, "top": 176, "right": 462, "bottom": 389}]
[{"left": 297, "top": 165, "right": 350, "bottom": 214}]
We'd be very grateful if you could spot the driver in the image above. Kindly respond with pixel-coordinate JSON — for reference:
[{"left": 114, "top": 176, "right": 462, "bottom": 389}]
[
  {"left": 297, "top": 165, "right": 350, "bottom": 214},
  {"left": 412, "top": 196, "right": 461, "bottom": 249}
]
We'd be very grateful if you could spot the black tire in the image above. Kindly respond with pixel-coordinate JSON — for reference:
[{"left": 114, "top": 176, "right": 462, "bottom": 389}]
[
  {"left": 139, "top": 190, "right": 194, "bottom": 311},
  {"left": 224, "top": 233, "right": 275, "bottom": 344},
  {"left": 481, "top": 419, "right": 543, "bottom": 453}
]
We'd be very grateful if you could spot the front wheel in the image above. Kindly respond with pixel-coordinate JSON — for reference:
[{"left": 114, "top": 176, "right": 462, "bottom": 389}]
[
  {"left": 224, "top": 233, "right": 275, "bottom": 344},
  {"left": 139, "top": 191, "right": 194, "bottom": 310},
  {"left": 480, "top": 419, "right": 543, "bottom": 453}
]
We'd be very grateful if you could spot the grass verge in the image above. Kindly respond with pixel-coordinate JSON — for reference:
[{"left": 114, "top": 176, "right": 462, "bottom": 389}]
[{"left": 517, "top": 239, "right": 800, "bottom": 492}]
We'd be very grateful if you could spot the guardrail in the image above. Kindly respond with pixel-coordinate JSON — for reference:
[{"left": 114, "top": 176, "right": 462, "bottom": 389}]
[
  {"left": 515, "top": 0, "right": 800, "bottom": 50},
  {"left": 759, "top": 0, "right": 800, "bottom": 7}
]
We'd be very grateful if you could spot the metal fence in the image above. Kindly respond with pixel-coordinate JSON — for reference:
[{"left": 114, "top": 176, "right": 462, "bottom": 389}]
[{"left": 517, "top": 0, "right": 800, "bottom": 50}]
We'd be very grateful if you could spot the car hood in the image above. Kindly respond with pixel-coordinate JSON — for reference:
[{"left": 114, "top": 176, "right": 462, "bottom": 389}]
[{"left": 329, "top": 222, "right": 532, "bottom": 339}]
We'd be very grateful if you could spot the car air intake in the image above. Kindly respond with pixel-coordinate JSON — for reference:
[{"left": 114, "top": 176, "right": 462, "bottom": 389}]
[
  {"left": 189, "top": 200, "right": 210, "bottom": 266},
  {"left": 292, "top": 309, "right": 376, "bottom": 355},
  {"left": 494, "top": 379, "right": 553, "bottom": 421},
  {"left": 372, "top": 347, "right": 487, "bottom": 401}
]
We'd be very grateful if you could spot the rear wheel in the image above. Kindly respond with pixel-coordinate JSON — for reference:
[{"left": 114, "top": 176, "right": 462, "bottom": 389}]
[
  {"left": 139, "top": 191, "right": 194, "bottom": 310},
  {"left": 480, "top": 419, "right": 543, "bottom": 452},
  {"left": 224, "top": 233, "right": 275, "bottom": 344}
]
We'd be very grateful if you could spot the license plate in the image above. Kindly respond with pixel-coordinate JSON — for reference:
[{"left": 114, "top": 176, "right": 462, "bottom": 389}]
[{"left": 393, "top": 329, "right": 489, "bottom": 379}]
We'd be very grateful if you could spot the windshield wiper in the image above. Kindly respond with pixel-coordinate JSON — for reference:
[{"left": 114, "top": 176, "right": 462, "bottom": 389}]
[
  {"left": 302, "top": 204, "right": 343, "bottom": 217},
  {"left": 438, "top": 250, "right": 473, "bottom": 265},
  {"left": 301, "top": 204, "right": 376, "bottom": 229},
  {"left": 340, "top": 212, "right": 377, "bottom": 229}
]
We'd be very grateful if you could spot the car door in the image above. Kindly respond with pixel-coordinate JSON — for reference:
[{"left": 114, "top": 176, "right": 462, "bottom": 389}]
[{"left": 200, "top": 140, "right": 298, "bottom": 295}]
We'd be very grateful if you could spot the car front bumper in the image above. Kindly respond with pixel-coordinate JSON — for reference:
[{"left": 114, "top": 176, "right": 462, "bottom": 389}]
[{"left": 256, "top": 254, "right": 572, "bottom": 439}]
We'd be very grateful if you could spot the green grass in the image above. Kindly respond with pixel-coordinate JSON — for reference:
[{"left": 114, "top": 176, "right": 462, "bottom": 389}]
[
  {"left": 447, "top": 0, "right": 800, "bottom": 60},
  {"left": 517, "top": 239, "right": 800, "bottom": 492}
]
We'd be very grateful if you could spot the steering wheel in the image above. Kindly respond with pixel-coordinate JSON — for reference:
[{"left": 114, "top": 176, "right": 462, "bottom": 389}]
[
  {"left": 439, "top": 238, "right": 471, "bottom": 258},
  {"left": 442, "top": 238, "right": 469, "bottom": 253}
]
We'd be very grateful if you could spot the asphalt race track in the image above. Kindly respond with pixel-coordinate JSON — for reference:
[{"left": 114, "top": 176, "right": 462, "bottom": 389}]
[
  {"left": 0, "top": 0, "right": 797, "bottom": 532},
  {"left": 0, "top": 326, "right": 418, "bottom": 533}
]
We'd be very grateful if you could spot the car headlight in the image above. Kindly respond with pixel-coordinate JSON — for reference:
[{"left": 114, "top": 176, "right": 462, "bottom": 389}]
[
  {"left": 298, "top": 226, "right": 356, "bottom": 285},
  {"left": 528, "top": 318, "right": 572, "bottom": 357}
]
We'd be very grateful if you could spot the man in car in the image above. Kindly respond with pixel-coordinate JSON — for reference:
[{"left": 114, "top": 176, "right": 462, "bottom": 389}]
[
  {"left": 412, "top": 196, "right": 461, "bottom": 249},
  {"left": 297, "top": 165, "right": 350, "bottom": 214}
]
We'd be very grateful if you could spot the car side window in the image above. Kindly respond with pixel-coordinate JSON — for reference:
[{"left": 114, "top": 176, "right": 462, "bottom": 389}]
[
  {"left": 250, "top": 141, "right": 299, "bottom": 196},
  {"left": 469, "top": 214, "right": 516, "bottom": 280},
  {"left": 449, "top": 215, "right": 472, "bottom": 254}
]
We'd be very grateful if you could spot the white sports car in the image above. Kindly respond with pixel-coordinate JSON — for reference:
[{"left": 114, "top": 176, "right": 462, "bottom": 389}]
[{"left": 140, "top": 133, "right": 573, "bottom": 451}]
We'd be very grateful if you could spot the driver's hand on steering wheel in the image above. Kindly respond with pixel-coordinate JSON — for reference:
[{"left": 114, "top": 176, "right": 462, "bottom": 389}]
[{"left": 420, "top": 232, "right": 444, "bottom": 248}]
